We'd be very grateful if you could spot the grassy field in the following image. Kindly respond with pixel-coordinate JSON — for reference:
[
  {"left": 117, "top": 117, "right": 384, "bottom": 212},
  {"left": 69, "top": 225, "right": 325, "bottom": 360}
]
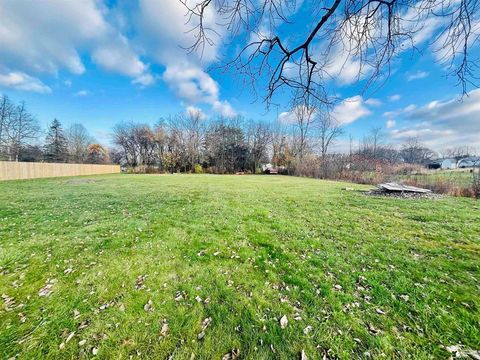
[
  {"left": 0, "top": 174, "right": 479, "bottom": 359},
  {"left": 400, "top": 169, "right": 474, "bottom": 187}
]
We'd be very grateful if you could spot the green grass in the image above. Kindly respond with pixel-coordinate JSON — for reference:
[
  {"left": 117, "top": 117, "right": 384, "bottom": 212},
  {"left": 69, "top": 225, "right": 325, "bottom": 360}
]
[{"left": 0, "top": 174, "right": 479, "bottom": 359}]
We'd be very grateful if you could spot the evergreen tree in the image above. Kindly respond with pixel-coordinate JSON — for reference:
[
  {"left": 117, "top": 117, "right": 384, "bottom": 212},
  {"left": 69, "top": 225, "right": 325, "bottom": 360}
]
[{"left": 44, "top": 119, "right": 68, "bottom": 163}]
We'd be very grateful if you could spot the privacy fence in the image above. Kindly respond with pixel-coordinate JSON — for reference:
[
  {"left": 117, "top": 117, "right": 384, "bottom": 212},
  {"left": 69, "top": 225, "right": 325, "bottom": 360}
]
[{"left": 0, "top": 161, "right": 120, "bottom": 181}]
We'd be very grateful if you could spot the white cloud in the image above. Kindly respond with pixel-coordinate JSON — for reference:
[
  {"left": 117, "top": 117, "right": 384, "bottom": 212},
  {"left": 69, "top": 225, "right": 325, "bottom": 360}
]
[
  {"left": 163, "top": 64, "right": 219, "bottom": 104},
  {"left": 404, "top": 104, "right": 416, "bottom": 112},
  {"left": 186, "top": 106, "right": 207, "bottom": 120},
  {"left": 388, "top": 94, "right": 401, "bottom": 102},
  {"left": 388, "top": 89, "right": 480, "bottom": 149},
  {"left": 75, "top": 90, "right": 90, "bottom": 97},
  {"left": 0, "top": 0, "right": 153, "bottom": 90},
  {"left": 278, "top": 110, "right": 296, "bottom": 125},
  {"left": 136, "top": 0, "right": 234, "bottom": 115},
  {"left": 386, "top": 119, "right": 396, "bottom": 129},
  {"left": 332, "top": 96, "right": 372, "bottom": 125},
  {"left": 91, "top": 38, "right": 146, "bottom": 78},
  {"left": 132, "top": 73, "right": 157, "bottom": 87},
  {"left": 407, "top": 71, "right": 429, "bottom": 81},
  {"left": 365, "top": 98, "right": 382, "bottom": 106},
  {"left": 0, "top": 71, "right": 51, "bottom": 93},
  {"left": 277, "top": 105, "right": 319, "bottom": 125},
  {"left": 323, "top": 45, "right": 372, "bottom": 85},
  {"left": 212, "top": 100, "right": 237, "bottom": 118},
  {"left": 163, "top": 64, "right": 236, "bottom": 117}
]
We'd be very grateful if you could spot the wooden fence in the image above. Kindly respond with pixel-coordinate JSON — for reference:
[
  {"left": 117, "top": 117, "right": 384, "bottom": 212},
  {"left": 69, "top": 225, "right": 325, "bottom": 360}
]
[{"left": 0, "top": 161, "right": 120, "bottom": 181}]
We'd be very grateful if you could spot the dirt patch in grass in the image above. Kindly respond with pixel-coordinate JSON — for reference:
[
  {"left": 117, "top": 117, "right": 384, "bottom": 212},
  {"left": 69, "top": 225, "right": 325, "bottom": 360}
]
[{"left": 64, "top": 178, "right": 97, "bottom": 185}]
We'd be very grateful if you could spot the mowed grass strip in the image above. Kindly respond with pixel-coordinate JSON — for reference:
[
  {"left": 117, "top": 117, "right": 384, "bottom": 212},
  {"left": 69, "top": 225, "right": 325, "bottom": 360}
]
[{"left": 0, "top": 174, "right": 479, "bottom": 359}]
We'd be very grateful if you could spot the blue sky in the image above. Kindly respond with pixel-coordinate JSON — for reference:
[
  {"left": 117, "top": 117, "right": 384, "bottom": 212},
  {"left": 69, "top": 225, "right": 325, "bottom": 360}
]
[{"left": 0, "top": 0, "right": 479, "bottom": 152}]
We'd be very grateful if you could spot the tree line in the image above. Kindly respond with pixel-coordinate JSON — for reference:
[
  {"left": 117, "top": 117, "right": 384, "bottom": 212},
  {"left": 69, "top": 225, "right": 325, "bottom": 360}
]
[
  {"left": 111, "top": 105, "right": 474, "bottom": 176},
  {"left": 2, "top": 94, "right": 476, "bottom": 176},
  {"left": 0, "top": 95, "right": 109, "bottom": 164}
]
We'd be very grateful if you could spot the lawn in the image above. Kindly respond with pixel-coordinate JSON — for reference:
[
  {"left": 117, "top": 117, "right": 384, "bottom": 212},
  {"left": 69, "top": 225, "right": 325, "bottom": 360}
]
[{"left": 0, "top": 174, "right": 479, "bottom": 359}]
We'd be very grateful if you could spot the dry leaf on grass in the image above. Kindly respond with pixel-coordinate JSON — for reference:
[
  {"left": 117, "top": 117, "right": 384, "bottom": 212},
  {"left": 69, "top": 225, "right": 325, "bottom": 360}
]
[
  {"left": 280, "top": 315, "right": 288, "bottom": 329},
  {"left": 38, "top": 279, "right": 56, "bottom": 297},
  {"left": 222, "top": 348, "right": 240, "bottom": 360},
  {"left": 135, "top": 275, "right": 147, "bottom": 290},
  {"left": 301, "top": 349, "right": 307, "bottom": 360},
  {"left": 160, "top": 321, "right": 169, "bottom": 337},
  {"left": 144, "top": 299, "right": 153, "bottom": 312}
]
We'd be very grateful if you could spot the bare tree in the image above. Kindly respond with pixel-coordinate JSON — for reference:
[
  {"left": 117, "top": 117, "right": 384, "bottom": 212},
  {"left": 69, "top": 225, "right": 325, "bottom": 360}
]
[
  {"left": 246, "top": 119, "right": 272, "bottom": 172},
  {"left": 442, "top": 146, "right": 474, "bottom": 159},
  {"left": 0, "top": 95, "right": 15, "bottom": 158},
  {"left": 271, "top": 120, "right": 293, "bottom": 170},
  {"left": 318, "top": 114, "right": 344, "bottom": 158},
  {"left": 400, "top": 137, "right": 437, "bottom": 164},
  {"left": 181, "top": 1, "right": 479, "bottom": 103},
  {"left": 360, "top": 127, "right": 383, "bottom": 160},
  {"left": 370, "top": 127, "right": 383, "bottom": 160},
  {"left": 8, "top": 102, "right": 40, "bottom": 161},
  {"left": 67, "top": 123, "right": 93, "bottom": 163},
  {"left": 292, "top": 98, "right": 317, "bottom": 161},
  {"left": 184, "top": 109, "right": 205, "bottom": 170}
]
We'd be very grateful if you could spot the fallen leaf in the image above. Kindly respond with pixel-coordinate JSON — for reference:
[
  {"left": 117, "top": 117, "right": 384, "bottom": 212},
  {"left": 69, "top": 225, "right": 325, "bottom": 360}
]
[
  {"left": 222, "top": 348, "right": 240, "bottom": 360},
  {"left": 280, "top": 315, "right": 288, "bottom": 329},
  {"left": 38, "top": 279, "right": 56, "bottom": 297},
  {"left": 174, "top": 292, "right": 184, "bottom": 301},
  {"left": 303, "top": 325, "right": 313, "bottom": 335},
  {"left": 160, "top": 321, "right": 169, "bottom": 337},
  {"left": 65, "top": 331, "right": 75, "bottom": 343},
  {"left": 301, "top": 349, "right": 307, "bottom": 360},
  {"left": 201, "top": 317, "right": 212, "bottom": 330},
  {"left": 144, "top": 299, "right": 153, "bottom": 312},
  {"left": 135, "top": 275, "right": 146, "bottom": 290}
]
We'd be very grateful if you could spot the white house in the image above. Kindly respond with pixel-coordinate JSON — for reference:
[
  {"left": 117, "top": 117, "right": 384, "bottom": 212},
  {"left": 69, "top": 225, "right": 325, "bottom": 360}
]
[
  {"left": 261, "top": 163, "right": 273, "bottom": 172},
  {"left": 427, "top": 158, "right": 457, "bottom": 169},
  {"left": 440, "top": 158, "right": 457, "bottom": 169},
  {"left": 458, "top": 156, "right": 480, "bottom": 168}
]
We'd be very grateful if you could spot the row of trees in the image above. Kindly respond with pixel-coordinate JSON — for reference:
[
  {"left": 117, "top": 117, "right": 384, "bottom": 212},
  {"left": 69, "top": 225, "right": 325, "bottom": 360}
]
[
  {"left": 112, "top": 113, "right": 273, "bottom": 173},
  {"left": 0, "top": 95, "right": 109, "bottom": 164},
  {"left": 3, "top": 94, "right": 476, "bottom": 176},
  {"left": 112, "top": 105, "right": 462, "bottom": 175}
]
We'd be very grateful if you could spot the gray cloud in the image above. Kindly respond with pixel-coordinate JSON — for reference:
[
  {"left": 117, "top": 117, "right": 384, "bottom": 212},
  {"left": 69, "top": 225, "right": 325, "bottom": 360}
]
[{"left": 388, "top": 89, "right": 480, "bottom": 150}]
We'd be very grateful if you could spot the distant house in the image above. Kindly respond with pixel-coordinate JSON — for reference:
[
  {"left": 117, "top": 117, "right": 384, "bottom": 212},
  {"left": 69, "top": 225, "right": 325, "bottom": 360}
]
[
  {"left": 458, "top": 156, "right": 480, "bottom": 168},
  {"left": 427, "top": 158, "right": 457, "bottom": 170},
  {"left": 261, "top": 163, "right": 273, "bottom": 172},
  {"left": 261, "top": 163, "right": 279, "bottom": 174}
]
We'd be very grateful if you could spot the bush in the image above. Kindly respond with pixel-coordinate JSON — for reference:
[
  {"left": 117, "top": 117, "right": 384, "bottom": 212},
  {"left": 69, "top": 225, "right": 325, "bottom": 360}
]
[
  {"left": 194, "top": 164, "right": 203, "bottom": 174},
  {"left": 473, "top": 169, "right": 480, "bottom": 199}
]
